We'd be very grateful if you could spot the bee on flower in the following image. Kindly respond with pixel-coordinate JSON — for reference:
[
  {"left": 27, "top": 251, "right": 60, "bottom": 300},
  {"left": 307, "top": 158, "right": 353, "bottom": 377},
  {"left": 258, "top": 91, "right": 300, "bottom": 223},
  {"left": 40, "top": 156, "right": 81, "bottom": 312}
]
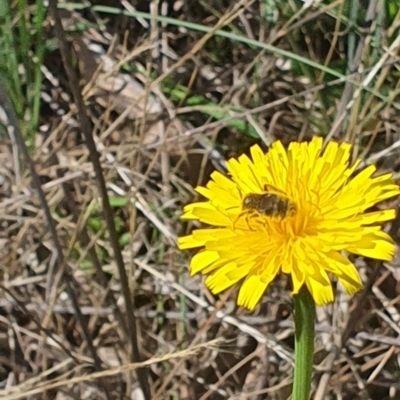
[{"left": 178, "top": 137, "right": 400, "bottom": 310}]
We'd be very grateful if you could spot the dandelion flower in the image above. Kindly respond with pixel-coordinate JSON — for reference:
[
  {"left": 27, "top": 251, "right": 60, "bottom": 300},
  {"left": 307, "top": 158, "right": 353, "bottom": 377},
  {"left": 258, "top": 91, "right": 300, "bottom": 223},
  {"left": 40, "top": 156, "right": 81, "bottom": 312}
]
[{"left": 178, "top": 137, "right": 399, "bottom": 310}]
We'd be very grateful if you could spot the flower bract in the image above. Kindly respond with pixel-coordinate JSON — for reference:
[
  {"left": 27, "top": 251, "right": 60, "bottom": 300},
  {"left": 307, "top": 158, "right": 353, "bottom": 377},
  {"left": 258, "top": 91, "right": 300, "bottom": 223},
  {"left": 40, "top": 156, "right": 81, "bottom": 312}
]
[{"left": 178, "top": 137, "right": 399, "bottom": 310}]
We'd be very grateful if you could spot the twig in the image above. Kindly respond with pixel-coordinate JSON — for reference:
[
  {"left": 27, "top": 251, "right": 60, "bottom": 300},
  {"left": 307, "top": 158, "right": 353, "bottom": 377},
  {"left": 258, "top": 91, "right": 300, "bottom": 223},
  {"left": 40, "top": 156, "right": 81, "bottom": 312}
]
[{"left": 47, "top": 1, "right": 152, "bottom": 397}]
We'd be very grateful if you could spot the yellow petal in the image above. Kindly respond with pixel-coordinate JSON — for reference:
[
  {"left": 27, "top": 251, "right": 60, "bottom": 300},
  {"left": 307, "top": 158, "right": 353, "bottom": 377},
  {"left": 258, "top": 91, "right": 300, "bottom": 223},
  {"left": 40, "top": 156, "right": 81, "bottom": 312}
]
[
  {"left": 205, "top": 261, "right": 255, "bottom": 293},
  {"left": 304, "top": 269, "right": 334, "bottom": 305},
  {"left": 190, "top": 250, "right": 220, "bottom": 275},
  {"left": 205, "top": 262, "right": 237, "bottom": 293},
  {"left": 237, "top": 275, "right": 268, "bottom": 310},
  {"left": 346, "top": 231, "right": 396, "bottom": 260},
  {"left": 322, "top": 251, "right": 362, "bottom": 292},
  {"left": 190, "top": 206, "right": 231, "bottom": 226},
  {"left": 290, "top": 261, "right": 305, "bottom": 294},
  {"left": 177, "top": 234, "right": 205, "bottom": 250}
]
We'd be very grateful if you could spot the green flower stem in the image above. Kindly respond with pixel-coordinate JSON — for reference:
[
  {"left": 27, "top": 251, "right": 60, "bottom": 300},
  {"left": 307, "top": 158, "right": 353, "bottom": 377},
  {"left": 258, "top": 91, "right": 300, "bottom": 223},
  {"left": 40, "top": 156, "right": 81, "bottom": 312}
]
[{"left": 293, "top": 286, "right": 315, "bottom": 400}]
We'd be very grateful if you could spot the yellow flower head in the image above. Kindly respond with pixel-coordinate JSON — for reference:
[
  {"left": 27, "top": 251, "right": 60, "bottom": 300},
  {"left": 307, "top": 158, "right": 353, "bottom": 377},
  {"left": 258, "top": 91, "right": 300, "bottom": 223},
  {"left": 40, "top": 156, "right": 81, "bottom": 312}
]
[{"left": 178, "top": 137, "right": 399, "bottom": 310}]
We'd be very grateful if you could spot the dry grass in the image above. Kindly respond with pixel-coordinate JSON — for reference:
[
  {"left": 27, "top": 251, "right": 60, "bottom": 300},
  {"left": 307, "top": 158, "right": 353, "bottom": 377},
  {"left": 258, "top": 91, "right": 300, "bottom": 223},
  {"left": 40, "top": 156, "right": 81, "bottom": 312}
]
[{"left": 1, "top": 1, "right": 400, "bottom": 399}]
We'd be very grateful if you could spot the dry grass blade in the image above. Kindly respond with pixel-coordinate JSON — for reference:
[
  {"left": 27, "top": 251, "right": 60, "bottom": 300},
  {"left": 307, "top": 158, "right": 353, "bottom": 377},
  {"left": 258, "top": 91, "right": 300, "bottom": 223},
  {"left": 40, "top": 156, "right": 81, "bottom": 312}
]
[{"left": 0, "top": 339, "right": 223, "bottom": 400}]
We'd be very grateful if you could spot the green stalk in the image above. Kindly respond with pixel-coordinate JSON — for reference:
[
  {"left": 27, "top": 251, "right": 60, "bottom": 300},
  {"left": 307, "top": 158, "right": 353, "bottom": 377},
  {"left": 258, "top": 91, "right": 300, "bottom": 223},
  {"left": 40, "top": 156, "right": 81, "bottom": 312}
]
[
  {"left": 292, "top": 286, "right": 315, "bottom": 400},
  {"left": 30, "top": 0, "right": 46, "bottom": 134}
]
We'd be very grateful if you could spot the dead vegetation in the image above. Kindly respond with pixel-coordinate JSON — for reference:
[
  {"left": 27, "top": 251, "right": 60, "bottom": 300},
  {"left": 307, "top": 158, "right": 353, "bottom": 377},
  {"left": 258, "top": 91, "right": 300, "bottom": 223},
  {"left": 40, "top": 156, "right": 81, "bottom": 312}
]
[{"left": 1, "top": 0, "right": 400, "bottom": 399}]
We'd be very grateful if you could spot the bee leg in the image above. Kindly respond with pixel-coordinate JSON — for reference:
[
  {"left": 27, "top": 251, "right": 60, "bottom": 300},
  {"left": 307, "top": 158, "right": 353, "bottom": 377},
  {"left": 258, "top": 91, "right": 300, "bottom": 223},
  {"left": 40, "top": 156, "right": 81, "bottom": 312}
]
[
  {"left": 231, "top": 211, "right": 243, "bottom": 230},
  {"left": 231, "top": 211, "right": 250, "bottom": 230},
  {"left": 231, "top": 211, "right": 258, "bottom": 231},
  {"left": 245, "top": 212, "right": 259, "bottom": 231}
]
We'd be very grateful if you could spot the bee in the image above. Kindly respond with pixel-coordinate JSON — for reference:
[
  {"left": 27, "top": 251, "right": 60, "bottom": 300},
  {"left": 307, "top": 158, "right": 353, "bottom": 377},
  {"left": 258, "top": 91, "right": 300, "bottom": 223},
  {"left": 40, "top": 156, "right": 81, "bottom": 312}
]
[
  {"left": 242, "top": 191, "right": 296, "bottom": 219},
  {"left": 230, "top": 185, "right": 296, "bottom": 230},
  {"left": 242, "top": 183, "right": 296, "bottom": 217}
]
